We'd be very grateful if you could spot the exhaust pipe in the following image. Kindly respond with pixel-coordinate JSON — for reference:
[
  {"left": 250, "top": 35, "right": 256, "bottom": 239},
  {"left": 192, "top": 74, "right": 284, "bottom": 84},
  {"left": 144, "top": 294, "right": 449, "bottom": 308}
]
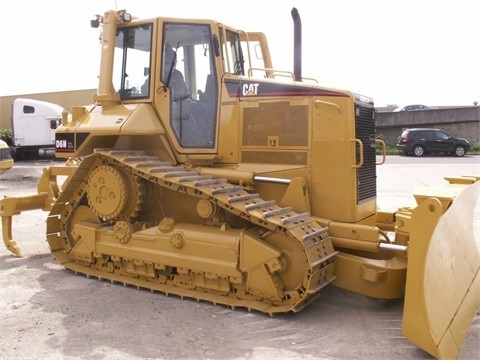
[{"left": 291, "top": 7, "right": 302, "bottom": 82}]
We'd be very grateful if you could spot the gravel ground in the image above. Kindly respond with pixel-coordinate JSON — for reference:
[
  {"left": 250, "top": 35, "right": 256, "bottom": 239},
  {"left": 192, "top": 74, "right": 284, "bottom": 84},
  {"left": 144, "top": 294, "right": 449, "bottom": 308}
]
[{"left": 1, "top": 157, "right": 479, "bottom": 360}]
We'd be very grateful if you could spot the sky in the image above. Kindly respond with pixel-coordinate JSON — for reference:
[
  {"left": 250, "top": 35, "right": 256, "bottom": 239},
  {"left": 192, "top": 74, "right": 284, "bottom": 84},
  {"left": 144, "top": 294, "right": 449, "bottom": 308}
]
[{"left": 2, "top": 0, "right": 478, "bottom": 107}]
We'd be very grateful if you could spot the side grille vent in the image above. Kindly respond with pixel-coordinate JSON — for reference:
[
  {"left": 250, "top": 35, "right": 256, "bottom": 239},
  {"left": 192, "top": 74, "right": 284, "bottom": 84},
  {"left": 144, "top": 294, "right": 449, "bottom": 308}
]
[
  {"left": 241, "top": 151, "right": 307, "bottom": 164},
  {"left": 242, "top": 102, "right": 308, "bottom": 147},
  {"left": 356, "top": 104, "right": 377, "bottom": 202}
]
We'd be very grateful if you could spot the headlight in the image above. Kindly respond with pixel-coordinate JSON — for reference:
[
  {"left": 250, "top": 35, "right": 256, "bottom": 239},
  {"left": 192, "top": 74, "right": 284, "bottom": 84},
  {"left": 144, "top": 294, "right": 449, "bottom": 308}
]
[{"left": 121, "top": 12, "right": 132, "bottom": 22}]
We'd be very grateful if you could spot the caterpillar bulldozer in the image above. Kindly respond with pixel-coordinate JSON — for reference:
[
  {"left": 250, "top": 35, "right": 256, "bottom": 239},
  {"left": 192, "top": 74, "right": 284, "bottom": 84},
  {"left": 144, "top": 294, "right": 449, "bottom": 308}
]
[{"left": 1, "top": 8, "right": 479, "bottom": 358}]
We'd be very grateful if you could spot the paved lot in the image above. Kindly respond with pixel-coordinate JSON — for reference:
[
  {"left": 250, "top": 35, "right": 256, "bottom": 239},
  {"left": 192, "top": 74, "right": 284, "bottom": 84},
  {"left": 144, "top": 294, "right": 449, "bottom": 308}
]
[{"left": 0, "top": 155, "right": 479, "bottom": 360}]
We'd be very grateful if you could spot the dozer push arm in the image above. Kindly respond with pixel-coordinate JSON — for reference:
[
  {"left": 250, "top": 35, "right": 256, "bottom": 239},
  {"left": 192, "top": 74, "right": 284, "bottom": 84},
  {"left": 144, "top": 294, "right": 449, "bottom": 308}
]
[{"left": 1, "top": 165, "right": 76, "bottom": 257}]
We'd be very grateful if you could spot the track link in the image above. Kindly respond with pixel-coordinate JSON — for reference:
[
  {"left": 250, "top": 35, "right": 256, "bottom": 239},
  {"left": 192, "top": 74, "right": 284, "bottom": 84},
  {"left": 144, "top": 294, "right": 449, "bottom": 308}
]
[{"left": 46, "top": 150, "right": 337, "bottom": 314}]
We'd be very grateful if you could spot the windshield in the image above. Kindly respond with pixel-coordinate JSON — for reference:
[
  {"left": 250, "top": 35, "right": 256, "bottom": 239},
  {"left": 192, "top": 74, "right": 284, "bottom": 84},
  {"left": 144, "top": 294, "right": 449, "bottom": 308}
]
[{"left": 114, "top": 23, "right": 153, "bottom": 99}]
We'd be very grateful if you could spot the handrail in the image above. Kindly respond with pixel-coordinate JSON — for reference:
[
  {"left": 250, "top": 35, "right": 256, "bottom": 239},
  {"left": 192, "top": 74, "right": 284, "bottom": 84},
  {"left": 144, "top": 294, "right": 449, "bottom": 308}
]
[
  {"left": 247, "top": 67, "right": 295, "bottom": 80},
  {"left": 375, "top": 139, "right": 386, "bottom": 165},
  {"left": 246, "top": 67, "right": 318, "bottom": 84},
  {"left": 351, "top": 139, "right": 364, "bottom": 168}
]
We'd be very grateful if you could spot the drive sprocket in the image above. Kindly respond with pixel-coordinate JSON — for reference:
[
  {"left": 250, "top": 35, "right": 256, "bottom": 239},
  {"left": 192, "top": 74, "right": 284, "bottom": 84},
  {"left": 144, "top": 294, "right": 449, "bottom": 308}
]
[{"left": 86, "top": 165, "right": 143, "bottom": 221}]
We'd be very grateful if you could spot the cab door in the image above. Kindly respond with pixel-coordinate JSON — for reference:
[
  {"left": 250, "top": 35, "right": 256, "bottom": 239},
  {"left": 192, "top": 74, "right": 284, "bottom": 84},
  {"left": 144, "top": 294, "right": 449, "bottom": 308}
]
[{"left": 154, "top": 21, "right": 218, "bottom": 151}]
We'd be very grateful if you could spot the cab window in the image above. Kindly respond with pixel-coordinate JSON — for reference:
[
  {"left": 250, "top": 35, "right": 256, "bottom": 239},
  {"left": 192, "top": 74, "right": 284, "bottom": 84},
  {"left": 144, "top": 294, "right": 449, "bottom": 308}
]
[
  {"left": 113, "top": 23, "right": 153, "bottom": 99},
  {"left": 221, "top": 30, "right": 245, "bottom": 75}
]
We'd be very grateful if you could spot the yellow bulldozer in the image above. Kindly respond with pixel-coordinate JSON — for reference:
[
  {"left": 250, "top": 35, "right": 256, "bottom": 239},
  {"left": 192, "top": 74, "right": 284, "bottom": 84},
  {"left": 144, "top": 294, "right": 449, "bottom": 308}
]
[{"left": 1, "top": 8, "right": 478, "bottom": 358}]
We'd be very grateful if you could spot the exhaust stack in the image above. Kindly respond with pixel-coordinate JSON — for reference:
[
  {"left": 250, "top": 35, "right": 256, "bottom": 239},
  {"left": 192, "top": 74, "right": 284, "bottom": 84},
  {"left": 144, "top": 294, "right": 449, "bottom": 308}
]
[{"left": 291, "top": 7, "right": 302, "bottom": 82}]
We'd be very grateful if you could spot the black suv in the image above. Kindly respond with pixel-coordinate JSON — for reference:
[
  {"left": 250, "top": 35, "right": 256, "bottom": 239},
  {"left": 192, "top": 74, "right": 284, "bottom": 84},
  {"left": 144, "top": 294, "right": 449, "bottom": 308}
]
[{"left": 396, "top": 128, "right": 470, "bottom": 157}]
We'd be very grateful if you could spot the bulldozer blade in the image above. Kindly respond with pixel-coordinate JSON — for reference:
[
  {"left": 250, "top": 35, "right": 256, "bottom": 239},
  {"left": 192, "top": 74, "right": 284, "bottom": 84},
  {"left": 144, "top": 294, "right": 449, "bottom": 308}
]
[{"left": 403, "top": 181, "right": 480, "bottom": 359}]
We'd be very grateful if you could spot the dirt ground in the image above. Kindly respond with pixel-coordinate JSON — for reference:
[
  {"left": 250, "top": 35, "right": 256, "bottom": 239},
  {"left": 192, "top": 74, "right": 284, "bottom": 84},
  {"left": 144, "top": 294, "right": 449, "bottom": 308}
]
[{"left": 1, "top": 158, "right": 479, "bottom": 360}]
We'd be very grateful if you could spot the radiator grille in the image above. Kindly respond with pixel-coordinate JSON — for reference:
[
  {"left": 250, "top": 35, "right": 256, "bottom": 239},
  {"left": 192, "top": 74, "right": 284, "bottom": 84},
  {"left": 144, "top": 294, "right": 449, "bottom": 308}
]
[
  {"left": 242, "top": 102, "right": 308, "bottom": 147},
  {"left": 355, "top": 104, "right": 377, "bottom": 202}
]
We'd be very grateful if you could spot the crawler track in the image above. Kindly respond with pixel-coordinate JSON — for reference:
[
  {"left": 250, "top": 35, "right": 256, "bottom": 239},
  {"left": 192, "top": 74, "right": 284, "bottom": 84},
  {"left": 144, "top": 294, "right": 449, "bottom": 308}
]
[{"left": 46, "top": 150, "right": 337, "bottom": 314}]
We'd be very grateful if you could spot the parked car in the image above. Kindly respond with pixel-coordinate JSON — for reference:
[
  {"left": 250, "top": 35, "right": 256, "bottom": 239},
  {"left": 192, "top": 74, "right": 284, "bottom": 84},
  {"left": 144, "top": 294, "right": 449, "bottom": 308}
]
[
  {"left": 396, "top": 128, "right": 470, "bottom": 157},
  {"left": 393, "top": 104, "right": 433, "bottom": 112}
]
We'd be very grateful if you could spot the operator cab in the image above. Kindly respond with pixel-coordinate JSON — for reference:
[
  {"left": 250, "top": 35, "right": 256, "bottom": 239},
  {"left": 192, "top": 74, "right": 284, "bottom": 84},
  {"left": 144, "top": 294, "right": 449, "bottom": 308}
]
[{"left": 110, "top": 16, "right": 271, "bottom": 151}]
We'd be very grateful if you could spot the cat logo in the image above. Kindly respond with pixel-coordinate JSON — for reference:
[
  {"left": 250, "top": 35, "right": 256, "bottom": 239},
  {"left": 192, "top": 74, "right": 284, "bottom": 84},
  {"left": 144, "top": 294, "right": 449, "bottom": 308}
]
[{"left": 242, "top": 83, "right": 259, "bottom": 96}]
